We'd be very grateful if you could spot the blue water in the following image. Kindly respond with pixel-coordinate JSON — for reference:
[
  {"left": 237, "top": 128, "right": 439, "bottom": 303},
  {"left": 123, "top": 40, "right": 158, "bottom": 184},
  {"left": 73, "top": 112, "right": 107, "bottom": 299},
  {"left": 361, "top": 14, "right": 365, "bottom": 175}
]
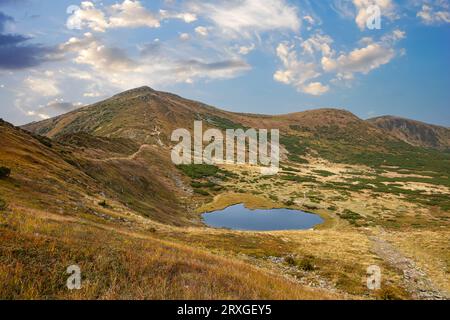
[{"left": 202, "top": 204, "right": 324, "bottom": 231}]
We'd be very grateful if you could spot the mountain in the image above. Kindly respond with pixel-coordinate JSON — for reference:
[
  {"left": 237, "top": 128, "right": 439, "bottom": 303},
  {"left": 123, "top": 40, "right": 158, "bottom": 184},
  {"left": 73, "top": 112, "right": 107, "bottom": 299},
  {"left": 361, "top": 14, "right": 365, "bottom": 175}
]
[
  {"left": 368, "top": 116, "right": 450, "bottom": 150},
  {"left": 22, "top": 86, "right": 393, "bottom": 157},
  {"left": 22, "top": 86, "right": 450, "bottom": 179},
  {"left": 3, "top": 86, "right": 450, "bottom": 299}
]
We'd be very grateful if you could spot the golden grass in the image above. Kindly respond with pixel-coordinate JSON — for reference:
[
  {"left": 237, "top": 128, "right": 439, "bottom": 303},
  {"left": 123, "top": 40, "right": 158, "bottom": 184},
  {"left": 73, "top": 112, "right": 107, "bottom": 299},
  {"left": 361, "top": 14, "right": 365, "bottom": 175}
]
[
  {"left": 0, "top": 207, "right": 342, "bottom": 300},
  {"left": 383, "top": 230, "right": 450, "bottom": 295}
]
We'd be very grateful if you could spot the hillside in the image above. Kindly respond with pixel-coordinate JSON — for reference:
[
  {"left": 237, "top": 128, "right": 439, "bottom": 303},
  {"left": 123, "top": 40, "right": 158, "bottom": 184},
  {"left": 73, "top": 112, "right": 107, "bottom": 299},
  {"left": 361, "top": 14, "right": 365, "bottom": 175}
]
[
  {"left": 2, "top": 87, "right": 449, "bottom": 300},
  {"left": 368, "top": 116, "right": 450, "bottom": 150}
]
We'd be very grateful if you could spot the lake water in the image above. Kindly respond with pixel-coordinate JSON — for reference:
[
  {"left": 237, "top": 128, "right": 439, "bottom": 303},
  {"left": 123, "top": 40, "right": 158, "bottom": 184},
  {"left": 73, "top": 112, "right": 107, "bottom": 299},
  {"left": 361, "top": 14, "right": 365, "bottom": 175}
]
[{"left": 202, "top": 204, "right": 324, "bottom": 231}]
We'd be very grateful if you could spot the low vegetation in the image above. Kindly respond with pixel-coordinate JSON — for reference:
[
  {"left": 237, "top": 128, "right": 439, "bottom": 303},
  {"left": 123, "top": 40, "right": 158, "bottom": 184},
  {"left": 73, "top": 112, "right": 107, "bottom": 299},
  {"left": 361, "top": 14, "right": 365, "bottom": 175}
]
[{"left": 0, "top": 166, "right": 11, "bottom": 179}]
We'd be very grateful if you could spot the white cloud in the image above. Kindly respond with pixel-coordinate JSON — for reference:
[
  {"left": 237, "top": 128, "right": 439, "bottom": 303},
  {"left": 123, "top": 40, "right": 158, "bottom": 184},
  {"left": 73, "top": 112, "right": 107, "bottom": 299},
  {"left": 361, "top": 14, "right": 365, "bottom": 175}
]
[
  {"left": 273, "top": 42, "right": 323, "bottom": 95},
  {"left": 321, "top": 29, "right": 404, "bottom": 75},
  {"left": 302, "top": 82, "right": 329, "bottom": 96},
  {"left": 238, "top": 44, "right": 255, "bottom": 55},
  {"left": 160, "top": 10, "right": 197, "bottom": 23},
  {"left": 60, "top": 33, "right": 137, "bottom": 73},
  {"left": 109, "top": 0, "right": 161, "bottom": 28},
  {"left": 66, "top": 1, "right": 109, "bottom": 32},
  {"left": 195, "top": 26, "right": 209, "bottom": 37},
  {"left": 59, "top": 33, "right": 250, "bottom": 90},
  {"left": 322, "top": 43, "right": 395, "bottom": 74},
  {"left": 303, "top": 15, "right": 315, "bottom": 25},
  {"left": 189, "top": 0, "right": 300, "bottom": 38},
  {"left": 24, "top": 75, "right": 60, "bottom": 97},
  {"left": 67, "top": 0, "right": 196, "bottom": 32},
  {"left": 274, "top": 29, "right": 405, "bottom": 95},
  {"left": 301, "top": 33, "right": 333, "bottom": 57},
  {"left": 179, "top": 33, "right": 190, "bottom": 41},
  {"left": 417, "top": 3, "right": 450, "bottom": 25}
]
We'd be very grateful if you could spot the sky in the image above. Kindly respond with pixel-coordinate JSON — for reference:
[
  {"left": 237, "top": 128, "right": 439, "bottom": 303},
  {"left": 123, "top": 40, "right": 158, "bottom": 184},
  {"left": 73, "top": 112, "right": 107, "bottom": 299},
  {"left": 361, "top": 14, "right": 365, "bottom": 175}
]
[{"left": 0, "top": 0, "right": 449, "bottom": 126}]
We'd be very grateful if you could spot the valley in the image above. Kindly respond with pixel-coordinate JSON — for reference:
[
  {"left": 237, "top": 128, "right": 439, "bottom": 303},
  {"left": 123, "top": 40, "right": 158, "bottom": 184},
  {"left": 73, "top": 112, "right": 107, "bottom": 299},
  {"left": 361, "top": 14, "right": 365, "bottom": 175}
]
[{"left": 0, "top": 87, "right": 449, "bottom": 300}]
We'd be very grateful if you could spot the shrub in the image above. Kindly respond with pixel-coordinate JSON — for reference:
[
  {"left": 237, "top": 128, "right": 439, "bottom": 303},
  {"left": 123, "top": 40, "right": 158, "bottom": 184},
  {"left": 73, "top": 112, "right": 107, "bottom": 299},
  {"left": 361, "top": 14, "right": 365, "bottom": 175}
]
[
  {"left": 98, "top": 200, "right": 109, "bottom": 208},
  {"left": 177, "top": 164, "right": 219, "bottom": 179},
  {"left": 375, "top": 286, "right": 407, "bottom": 300},
  {"left": 0, "top": 166, "right": 11, "bottom": 179},
  {"left": 312, "top": 170, "right": 335, "bottom": 177},
  {"left": 298, "top": 257, "right": 316, "bottom": 271},
  {"left": 194, "top": 189, "right": 209, "bottom": 196},
  {"left": 284, "top": 256, "right": 296, "bottom": 266},
  {"left": 284, "top": 199, "right": 295, "bottom": 206}
]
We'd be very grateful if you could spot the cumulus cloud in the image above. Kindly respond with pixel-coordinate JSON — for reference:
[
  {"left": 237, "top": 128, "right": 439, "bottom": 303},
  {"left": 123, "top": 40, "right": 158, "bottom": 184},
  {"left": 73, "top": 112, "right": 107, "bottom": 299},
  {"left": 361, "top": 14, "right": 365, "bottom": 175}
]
[
  {"left": 273, "top": 42, "right": 324, "bottom": 95},
  {"left": 24, "top": 72, "right": 61, "bottom": 97},
  {"left": 59, "top": 33, "right": 250, "bottom": 90},
  {"left": 417, "top": 2, "right": 450, "bottom": 25},
  {"left": 189, "top": 0, "right": 300, "bottom": 38},
  {"left": 301, "top": 33, "right": 333, "bottom": 57},
  {"left": 321, "top": 29, "right": 404, "bottom": 75},
  {"left": 302, "top": 82, "right": 330, "bottom": 96},
  {"left": 195, "top": 26, "right": 209, "bottom": 37},
  {"left": 61, "top": 33, "right": 137, "bottom": 73},
  {"left": 67, "top": 0, "right": 196, "bottom": 32},
  {"left": 322, "top": 43, "right": 395, "bottom": 74},
  {"left": 274, "top": 29, "right": 405, "bottom": 95},
  {"left": 179, "top": 33, "right": 190, "bottom": 41},
  {"left": 109, "top": 0, "right": 161, "bottom": 29}
]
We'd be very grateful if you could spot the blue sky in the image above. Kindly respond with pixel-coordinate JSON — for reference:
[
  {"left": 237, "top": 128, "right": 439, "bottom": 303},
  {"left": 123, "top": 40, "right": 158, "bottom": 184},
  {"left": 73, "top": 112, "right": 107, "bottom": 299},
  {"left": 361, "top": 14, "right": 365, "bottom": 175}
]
[{"left": 0, "top": 0, "right": 449, "bottom": 126}]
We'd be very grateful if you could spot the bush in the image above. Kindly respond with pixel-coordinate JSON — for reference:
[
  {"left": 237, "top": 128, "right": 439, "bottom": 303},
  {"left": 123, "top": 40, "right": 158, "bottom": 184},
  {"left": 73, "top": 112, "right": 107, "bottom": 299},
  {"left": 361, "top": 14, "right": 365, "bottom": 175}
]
[
  {"left": 177, "top": 164, "right": 219, "bottom": 179},
  {"left": 298, "top": 258, "right": 316, "bottom": 271},
  {"left": 284, "top": 199, "right": 295, "bottom": 206},
  {"left": 98, "top": 200, "right": 109, "bottom": 208},
  {"left": 0, "top": 166, "right": 11, "bottom": 179},
  {"left": 194, "top": 189, "right": 209, "bottom": 196},
  {"left": 284, "top": 256, "right": 296, "bottom": 266}
]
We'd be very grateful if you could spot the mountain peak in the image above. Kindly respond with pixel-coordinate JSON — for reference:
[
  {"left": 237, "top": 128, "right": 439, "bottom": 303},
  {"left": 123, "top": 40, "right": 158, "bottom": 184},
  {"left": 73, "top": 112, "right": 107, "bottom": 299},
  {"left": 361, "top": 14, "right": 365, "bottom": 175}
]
[{"left": 112, "top": 86, "right": 156, "bottom": 98}]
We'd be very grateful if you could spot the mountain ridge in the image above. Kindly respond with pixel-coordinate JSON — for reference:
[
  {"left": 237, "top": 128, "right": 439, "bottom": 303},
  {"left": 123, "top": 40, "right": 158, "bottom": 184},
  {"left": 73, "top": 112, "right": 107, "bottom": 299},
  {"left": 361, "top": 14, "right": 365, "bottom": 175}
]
[{"left": 367, "top": 115, "right": 450, "bottom": 150}]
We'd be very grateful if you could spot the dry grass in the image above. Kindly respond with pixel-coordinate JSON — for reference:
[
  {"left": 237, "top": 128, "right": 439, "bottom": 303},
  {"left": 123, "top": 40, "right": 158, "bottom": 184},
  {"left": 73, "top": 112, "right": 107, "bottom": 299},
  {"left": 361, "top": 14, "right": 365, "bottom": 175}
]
[
  {"left": 0, "top": 207, "right": 341, "bottom": 300},
  {"left": 383, "top": 230, "right": 450, "bottom": 295}
]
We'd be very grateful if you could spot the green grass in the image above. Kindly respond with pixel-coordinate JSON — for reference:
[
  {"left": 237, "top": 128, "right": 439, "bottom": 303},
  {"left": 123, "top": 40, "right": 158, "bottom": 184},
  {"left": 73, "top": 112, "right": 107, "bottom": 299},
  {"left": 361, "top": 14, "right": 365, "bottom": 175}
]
[
  {"left": 280, "top": 174, "right": 316, "bottom": 183},
  {"left": 313, "top": 170, "right": 335, "bottom": 177},
  {"left": 177, "top": 164, "right": 220, "bottom": 179},
  {"left": 338, "top": 210, "right": 364, "bottom": 226},
  {"left": 203, "top": 115, "right": 247, "bottom": 130},
  {"left": 191, "top": 181, "right": 217, "bottom": 188},
  {"left": 194, "top": 188, "right": 210, "bottom": 196}
]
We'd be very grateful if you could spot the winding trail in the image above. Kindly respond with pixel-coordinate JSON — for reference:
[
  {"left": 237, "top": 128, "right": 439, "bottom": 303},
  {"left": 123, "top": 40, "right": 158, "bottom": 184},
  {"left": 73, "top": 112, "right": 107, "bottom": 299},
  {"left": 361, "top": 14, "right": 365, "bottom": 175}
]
[
  {"left": 88, "top": 144, "right": 153, "bottom": 162},
  {"left": 370, "top": 234, "right": 447, "bottom": 300}
]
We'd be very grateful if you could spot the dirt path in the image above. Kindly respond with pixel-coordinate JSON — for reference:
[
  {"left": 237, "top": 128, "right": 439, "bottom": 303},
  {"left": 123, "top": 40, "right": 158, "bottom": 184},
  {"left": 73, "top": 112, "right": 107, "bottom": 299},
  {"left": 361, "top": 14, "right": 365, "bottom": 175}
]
[
  {"left": 88, "top": 144, "right": 152, "bottom": 162},
  {"left": 370, "top": 235, "right": 447, "bottom": 300}
]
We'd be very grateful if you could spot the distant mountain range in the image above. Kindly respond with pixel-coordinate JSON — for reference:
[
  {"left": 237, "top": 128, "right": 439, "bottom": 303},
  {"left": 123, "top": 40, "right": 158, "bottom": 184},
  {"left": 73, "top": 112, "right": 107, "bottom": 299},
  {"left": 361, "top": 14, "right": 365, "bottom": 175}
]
[
  {"left": 368, "top": 116, "right": 450, "bottom": 150},
  {"left": 22, "top": 86, "right": 450, "bottom": 150}
]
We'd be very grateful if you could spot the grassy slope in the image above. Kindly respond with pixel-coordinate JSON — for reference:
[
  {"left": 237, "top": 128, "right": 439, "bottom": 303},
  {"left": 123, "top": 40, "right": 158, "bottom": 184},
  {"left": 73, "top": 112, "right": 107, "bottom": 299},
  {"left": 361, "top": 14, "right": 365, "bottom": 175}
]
[
  {"left": 0, "top": 120, "right": 340, "bottom": 299},
  {"left": 5, "top": 87, "right": 449, "bottom": 299}
]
